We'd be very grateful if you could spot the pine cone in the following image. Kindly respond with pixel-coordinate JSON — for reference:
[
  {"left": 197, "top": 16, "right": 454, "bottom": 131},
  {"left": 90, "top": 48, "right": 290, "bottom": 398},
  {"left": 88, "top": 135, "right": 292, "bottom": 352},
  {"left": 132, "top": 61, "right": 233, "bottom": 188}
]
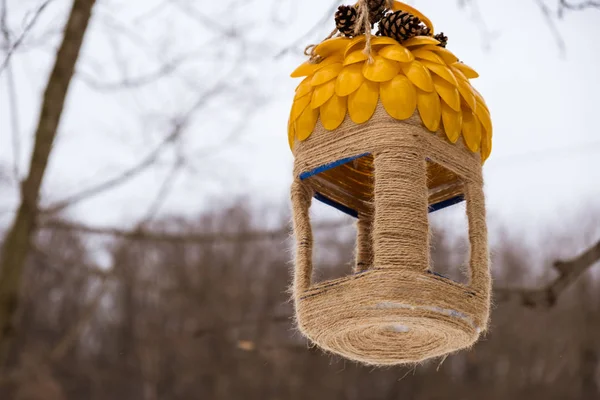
[
  {"left": 434, "top": 32, "right": 449, "bottom": 47},
  {"left": 377, "top": 11, "right": 421, "bottom": 42},
  {"left": 417, "top": 25, "right": 431, "bottom": 37},
  {"left": 367, "top": 0, "right": 388, "bottom": 25},
  {"left": 335, "top": 5, "right": 359, "bottom": 37}
]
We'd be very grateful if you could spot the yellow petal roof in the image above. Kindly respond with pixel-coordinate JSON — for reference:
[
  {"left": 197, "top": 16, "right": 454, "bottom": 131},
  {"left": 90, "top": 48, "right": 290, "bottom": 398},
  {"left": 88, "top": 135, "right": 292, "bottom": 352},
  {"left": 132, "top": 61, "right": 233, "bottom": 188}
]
[{"left": 288, "top": 33, "right": 493, "bottom": 162}]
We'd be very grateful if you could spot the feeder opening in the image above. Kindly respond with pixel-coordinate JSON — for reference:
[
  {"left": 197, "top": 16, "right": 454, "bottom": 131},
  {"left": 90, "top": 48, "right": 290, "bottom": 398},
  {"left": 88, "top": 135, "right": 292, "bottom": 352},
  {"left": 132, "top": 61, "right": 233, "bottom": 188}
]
[
  {"left": 427, "top": 159, "right": 471, "bottom": 285},
  {"left": 299, "top": 154, "right": 466, "bottom": 218}
]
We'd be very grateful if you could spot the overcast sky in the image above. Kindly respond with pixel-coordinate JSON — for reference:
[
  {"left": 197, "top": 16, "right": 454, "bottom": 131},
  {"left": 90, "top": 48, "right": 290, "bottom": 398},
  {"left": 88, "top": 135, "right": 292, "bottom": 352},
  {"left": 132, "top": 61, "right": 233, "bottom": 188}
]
[{"left": 1, "top": 0, "right": 599, "bottom": 256}]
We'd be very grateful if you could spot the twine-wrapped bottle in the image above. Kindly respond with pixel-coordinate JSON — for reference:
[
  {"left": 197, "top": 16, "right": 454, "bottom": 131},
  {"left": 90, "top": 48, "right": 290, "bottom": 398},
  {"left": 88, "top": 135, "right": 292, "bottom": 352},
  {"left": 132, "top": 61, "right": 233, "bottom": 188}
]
[{"left": 288, "top": 1, "right": 492, "bottom": 365}]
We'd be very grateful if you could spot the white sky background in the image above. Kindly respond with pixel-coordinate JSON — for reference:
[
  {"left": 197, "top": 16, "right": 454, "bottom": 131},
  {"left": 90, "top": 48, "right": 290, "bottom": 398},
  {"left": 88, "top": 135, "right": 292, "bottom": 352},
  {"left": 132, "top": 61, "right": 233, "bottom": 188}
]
[{"left": 1, "top": 0, "right": 599, "bottom": 261}]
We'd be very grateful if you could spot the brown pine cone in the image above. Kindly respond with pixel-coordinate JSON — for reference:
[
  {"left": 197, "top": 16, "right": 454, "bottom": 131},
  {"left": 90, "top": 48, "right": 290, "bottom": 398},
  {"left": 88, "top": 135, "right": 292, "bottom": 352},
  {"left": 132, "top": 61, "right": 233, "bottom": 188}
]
[
  {"left": 417, "top": 25, "right": 431, "bottom": 37},
  {"left": 335, "top": 5, "right": 360, "bottom": 37},
  {"left": 367, "top": 0, "right": 388, "bottom": 25},
  {"left": 434, "top": 32, "right": 449, "bottom": 47},
  {"left": 377, "top": 11, "right": 421, "bottom": 42}
]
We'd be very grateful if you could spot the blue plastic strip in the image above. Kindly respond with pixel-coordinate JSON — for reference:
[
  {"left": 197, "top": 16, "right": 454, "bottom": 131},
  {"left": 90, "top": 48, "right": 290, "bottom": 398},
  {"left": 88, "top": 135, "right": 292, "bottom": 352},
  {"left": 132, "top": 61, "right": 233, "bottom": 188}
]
[
  {"left": 299, "top": 153, "right": 370, "bottom": 181},
  {"left": 428, "top": 194, "right": 465, "bottom": 213},
  {"left": 313, "top": 192, "right": 359, "bottom": 218}
]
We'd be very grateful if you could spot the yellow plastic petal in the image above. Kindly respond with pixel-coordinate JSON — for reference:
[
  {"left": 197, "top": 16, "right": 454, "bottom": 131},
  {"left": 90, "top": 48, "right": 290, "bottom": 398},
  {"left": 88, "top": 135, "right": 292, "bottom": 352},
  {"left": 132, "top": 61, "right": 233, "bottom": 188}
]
[
  {"left": 421, "top": 60, "right": 458, "bottom": 86},
  {"left": 402, "top": 60, "right": 434, "bottom": 92},
  {"left": 475, "top": 99, "right": 492, "bottom": 135},
  {"left": 403, "top": 36, "right": 440, "bottom": 47},
  {"left": 362, "top": 55, "right": 401, "bottom": 82},
  {"left": 311, "top": 79, "right": 336, "bottom": 109},
  {"left": 420, "top": 45, "right": 459, "bottom": 64},
  {"left": 450, "top": 66, "right": 468, "bottom": 82},
  {"left": 371, "top": 36, "right": 401, "bottom": 47},
  {"left": 462, "top": 110, "right": 481, "bottom": 152},
  {"left": 457, "top": 79, "right": 477, "bottom": 111},
  {"left": 295, "top": 77, "right": 313, "bottom": 99},
  {"left": 345, "top": 36, "right": 401, "bottom": 58},
  {"left": 320, "top": 94, "right": 347, "bottom": 131},
  {"left": 295, "top": 106, "right": 319, "bottom": 141},
  {"left": 380, "top": 75, "right": 417, "bottom": 120},
  {"left": 441, "top": 102, "right": 462, "bottom": 143},
  {"left": 314, "top": 37, "right": 351, "bottom": 58},
  {"left": 472, "top": 87, "right": 487, "bottom": 107},
  {"left": 343, "top": 50, "right": 369, "bottom": 66},
  {"left": 290, "top": 95, "right": 311, "bottom": 122},
  {"left": 417, "top": 90, "right": 441, "bottom": 132},
  {"left": 481, "top": 128, "right": 492, "bottom": 162},
  {"left": 452, "top": 62, "right": 479, "bottom": 79},
  {"left": 335, "top": 63, "right": 364, "bottom": 96},
  {"left": 379, "top": 44, "right": 414, "bottom": 63},
  {"left": 291, "top": 62, "right": 318, "bottom": 78},
  {"left": 311, "top": 63, "right": 343, "bottom": 86},
  {"left": 433, "top": 75, "right": 460, "bottom": 112},
  {"left": 290, "top": 55, "right": 343, "bottom": 78},
  {"left": 412, "top": 48, "right": 444, "bottom": 64},
  {"left": 344, "top": 36, "right": 366, "bottom": 57},
  {"left": 348, "top": 80, "right": 379, "bottom": 124}
]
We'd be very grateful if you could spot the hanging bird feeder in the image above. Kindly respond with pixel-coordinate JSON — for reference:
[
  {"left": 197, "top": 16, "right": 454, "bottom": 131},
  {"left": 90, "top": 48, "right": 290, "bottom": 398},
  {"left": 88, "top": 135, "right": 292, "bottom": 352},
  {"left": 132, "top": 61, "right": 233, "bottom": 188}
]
[{"left": 288, "top": 0, "right": 493, "bottom": 365}]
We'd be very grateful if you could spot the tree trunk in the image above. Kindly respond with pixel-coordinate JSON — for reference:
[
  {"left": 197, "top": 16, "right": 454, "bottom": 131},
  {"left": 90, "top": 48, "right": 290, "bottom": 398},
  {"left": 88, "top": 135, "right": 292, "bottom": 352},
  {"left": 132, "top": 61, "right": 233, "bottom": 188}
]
[
  {"left": 0, "top": 0, "right": 96, "bottom": 368},
  {"left": 580, "top": 347, "right": 599, "bottom": 399}
]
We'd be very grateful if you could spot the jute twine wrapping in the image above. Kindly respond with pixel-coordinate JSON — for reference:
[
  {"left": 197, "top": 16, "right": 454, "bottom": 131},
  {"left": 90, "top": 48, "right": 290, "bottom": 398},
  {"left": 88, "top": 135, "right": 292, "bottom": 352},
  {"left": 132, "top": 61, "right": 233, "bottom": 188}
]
[
  {"left": 290, "top": 104, "right": 491, "bottom": 365},
  {"left": 355, "top": 214, "right": 373, "bottom": 273}
]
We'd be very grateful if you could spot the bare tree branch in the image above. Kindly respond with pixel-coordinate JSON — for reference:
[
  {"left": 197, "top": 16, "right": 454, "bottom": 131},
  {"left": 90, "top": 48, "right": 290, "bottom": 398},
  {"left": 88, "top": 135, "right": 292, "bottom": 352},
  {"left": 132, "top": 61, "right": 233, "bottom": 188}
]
[
  {"left": 132, "top": 0, "right": 171, "bottom": 25},
  {"left": 171, "top": 0, "right": 241, "bottom": 39},
  {"left": 495, "top": 240, "right": 600, "bottom": 308},
  {"left": 41, "top": 82, "right": 226, "bottom": 216},
  {"left": 0, "top": 0, "right": 54, "bottom": 74},
  {"left": 558, "top": 0, "right": 600, "bottom": 16},
  {"left": 535, "top": 0, "right": 567, "bottom": 56},
  {"left": 456, "top": 0, "right": 501, "bottom": 52},
  {"left": 38, "top": 219, "right": 350, "bottom": 244},
  {"left": 77, "top": 55, "right": 194, "bottom": 91},
  {"left": 40, "top": 125, "right": 181, "bottom": 216},
  {"left": 275, "top": 0, "right": 340, "bottom": 59},
  {"left": 139, "top": 157, "right": 183, "bottom": 223}
]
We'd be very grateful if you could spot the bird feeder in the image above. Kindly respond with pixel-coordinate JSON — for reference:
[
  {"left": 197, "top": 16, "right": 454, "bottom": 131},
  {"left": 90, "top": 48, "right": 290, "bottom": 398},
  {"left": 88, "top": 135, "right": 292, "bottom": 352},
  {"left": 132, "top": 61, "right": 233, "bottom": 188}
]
[{"left": 288, "top": 1, "right": 493, "bottom": 365}]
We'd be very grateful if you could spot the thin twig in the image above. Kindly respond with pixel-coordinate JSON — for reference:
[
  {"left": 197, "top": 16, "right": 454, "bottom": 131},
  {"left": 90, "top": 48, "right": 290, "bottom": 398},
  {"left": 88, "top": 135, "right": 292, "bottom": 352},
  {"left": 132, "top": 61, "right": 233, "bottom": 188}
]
[
  {"left": 40, "top": 127, "right": 181, "bottom": 216},
  {"left": 275, "top": 0, "right": 340, "bottom": 59},
  {"left": 140, "top": 158, "right": 183, "bottom": 223},
  {"left": 172, "top": 0, "right": 232, "bottom": 36},
  {"left": 0, "top": 0, "right": 54, "bottom": 74},
  {"left": 558, "top": 0, "right": 600, "bottom": 17},
  {"left": 41, "top": 81, "right": 226, "bottom": 216},
  {"left": 78, "top": 54, "right": 192, "bottom": 91},
  {"left": 457, "top": 0, "right": 501, "bottom": 51},
  {"left": 0, "top": 0, "right": 21, "bottom": 181},
  {"left": 132, "top": 0, "right": 171, "bottom": 25},
  {"left": 535, "top": 0, "right": 566, "bottom": 57}
]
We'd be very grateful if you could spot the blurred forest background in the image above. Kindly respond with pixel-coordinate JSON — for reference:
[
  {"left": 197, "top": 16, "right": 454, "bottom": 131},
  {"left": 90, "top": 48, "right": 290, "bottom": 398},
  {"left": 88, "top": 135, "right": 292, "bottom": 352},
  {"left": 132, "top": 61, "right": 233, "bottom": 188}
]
[{"left": 0, "top": 0, "right": 599, "bottom": 399}]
